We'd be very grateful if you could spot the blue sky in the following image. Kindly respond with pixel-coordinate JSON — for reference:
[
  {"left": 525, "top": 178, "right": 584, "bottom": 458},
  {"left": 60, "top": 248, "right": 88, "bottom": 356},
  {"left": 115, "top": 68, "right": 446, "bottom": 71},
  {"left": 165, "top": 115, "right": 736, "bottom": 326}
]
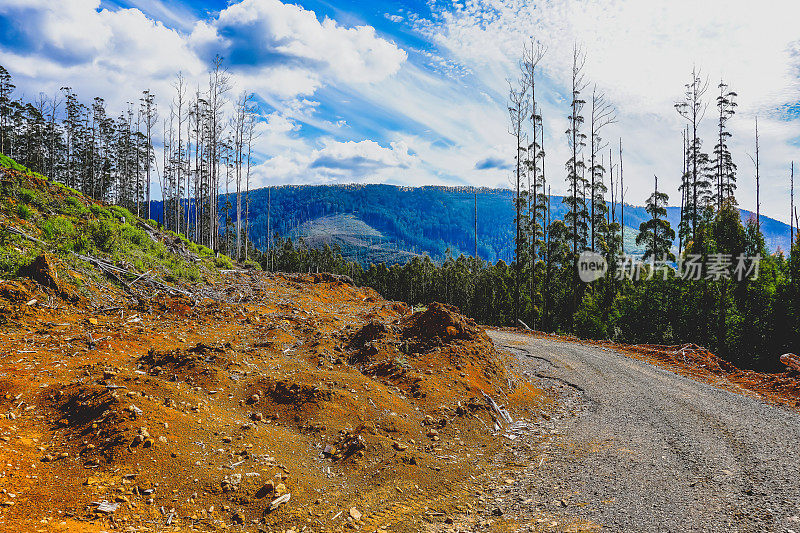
[{"left": 1, "top": 0, "right": 799, "bottom": 223}]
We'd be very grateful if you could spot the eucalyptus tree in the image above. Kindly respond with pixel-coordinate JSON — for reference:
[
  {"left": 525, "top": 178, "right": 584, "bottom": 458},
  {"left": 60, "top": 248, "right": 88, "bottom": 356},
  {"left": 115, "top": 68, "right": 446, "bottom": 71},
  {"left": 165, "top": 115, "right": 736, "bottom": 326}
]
[
  {"left": 714, "top": 81, "right": 737, "bottom": 208},
  {"left": 522, "top": 40, "right": 547, "bottom": 325},
  {"left": 588, "top": 86, "right": 616, "bottom": 251},
  {"left": 564, "top": 44, "right": 588, "bottom": 259},
  {"left": 636, "top": 174, "right": 675, "bottom": 261},
  {"left": 675, "top": 67, "right": 710, "bottom": 243}
]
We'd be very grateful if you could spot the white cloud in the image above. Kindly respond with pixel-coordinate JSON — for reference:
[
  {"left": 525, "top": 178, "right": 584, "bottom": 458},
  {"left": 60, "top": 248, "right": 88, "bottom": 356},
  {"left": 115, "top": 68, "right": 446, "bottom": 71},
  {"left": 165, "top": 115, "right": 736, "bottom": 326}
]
[
  {"left": 194, "top": 0, "right": 407, "bottom": 84},
  {"left": 0, "top": 0, "right": 203, "bottom": 110},
  {"left": 250, "top": 139, "right": 419, "bottom": 186}
]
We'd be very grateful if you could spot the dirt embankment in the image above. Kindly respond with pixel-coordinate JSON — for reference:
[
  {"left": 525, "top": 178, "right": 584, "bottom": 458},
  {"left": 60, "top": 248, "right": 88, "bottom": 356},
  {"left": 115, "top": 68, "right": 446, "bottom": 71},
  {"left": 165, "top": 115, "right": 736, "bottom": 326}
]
[{"left": 0, "top": 263, "right": 547, "bottom": 533}]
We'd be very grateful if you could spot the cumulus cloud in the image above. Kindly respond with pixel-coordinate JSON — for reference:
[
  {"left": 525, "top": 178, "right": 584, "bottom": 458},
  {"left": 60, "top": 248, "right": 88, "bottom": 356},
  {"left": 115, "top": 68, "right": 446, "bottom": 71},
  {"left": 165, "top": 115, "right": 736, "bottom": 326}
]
[
  {"left": 251, "top": 139, "right": 418, "bottom": 186},
  {"left": 0, "top": 0, "right": 414, "bottom": 188},
  {"left": 0, "top": 0, "right": 203, "bottom": 107},
  {"left": 191, "top": 0, "right": 407, "bottom": 84}
]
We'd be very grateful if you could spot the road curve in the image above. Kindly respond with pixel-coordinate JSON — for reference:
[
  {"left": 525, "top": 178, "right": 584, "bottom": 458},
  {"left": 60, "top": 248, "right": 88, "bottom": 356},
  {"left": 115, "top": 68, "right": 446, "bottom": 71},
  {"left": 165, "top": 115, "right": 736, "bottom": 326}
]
[{"left": 488, "top": 330, "right": 800, "bottom": 533}]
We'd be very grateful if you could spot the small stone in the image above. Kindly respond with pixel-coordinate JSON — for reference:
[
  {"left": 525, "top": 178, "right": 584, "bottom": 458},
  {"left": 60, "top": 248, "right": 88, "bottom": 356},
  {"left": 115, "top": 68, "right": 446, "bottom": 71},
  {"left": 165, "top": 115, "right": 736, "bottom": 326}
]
[
  {"left": 393, "top": 441, "right": 407, "bottom": 451},
  {"left": 255, "top": 480, "right": 274, "bottom": 498},
  {"left": 349, "top": 507, "right": 362, "bottom": 521}
]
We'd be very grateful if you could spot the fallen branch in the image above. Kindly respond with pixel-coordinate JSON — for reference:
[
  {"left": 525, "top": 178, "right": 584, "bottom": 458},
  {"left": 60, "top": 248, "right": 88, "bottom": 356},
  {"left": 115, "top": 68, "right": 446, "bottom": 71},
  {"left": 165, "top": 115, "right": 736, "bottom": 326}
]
[
  {"left": 3, "top": 224, "right": 193, "bottom": 298},
  {"left": 481, "top": 391, "right": 513, "bottom": 425}
]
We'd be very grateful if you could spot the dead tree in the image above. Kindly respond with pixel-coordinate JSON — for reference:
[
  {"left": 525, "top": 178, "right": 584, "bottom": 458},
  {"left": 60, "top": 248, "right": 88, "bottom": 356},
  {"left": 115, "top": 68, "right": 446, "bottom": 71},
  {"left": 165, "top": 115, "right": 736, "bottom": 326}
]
[{"left": 508, "top": 75, "right": 529, "bottom": 325}]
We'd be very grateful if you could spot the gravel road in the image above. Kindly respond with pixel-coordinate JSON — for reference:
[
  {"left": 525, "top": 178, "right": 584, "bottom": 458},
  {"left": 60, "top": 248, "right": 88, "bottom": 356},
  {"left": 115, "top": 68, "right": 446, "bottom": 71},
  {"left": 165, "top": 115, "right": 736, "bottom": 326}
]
[{"left": 488, "top": 330, "right": 800, "bottom": 532}]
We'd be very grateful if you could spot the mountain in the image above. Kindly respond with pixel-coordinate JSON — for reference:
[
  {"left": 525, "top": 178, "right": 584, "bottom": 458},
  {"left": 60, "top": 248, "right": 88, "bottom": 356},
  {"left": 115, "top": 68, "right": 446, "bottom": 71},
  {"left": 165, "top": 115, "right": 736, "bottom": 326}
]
[{"left": 149, "top": 184, "right": 791, "bottom": 265}]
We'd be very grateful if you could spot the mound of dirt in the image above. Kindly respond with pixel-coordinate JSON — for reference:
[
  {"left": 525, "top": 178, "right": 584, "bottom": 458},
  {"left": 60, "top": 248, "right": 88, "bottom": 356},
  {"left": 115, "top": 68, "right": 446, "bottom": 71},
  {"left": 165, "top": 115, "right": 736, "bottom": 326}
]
[
  {"left": 0, "top": 279, "right": 32, "bottom": 303},
  {"left": 18, "top": 253, "right": 79, "bottom": 301},
  {"left": 41, "top": 383, "right": 131, "bottom": 463},
  {"left": 138, "top": 342, "right": 230, "bottom": 389},
  {"left": 402, "top": 302, "right": 481, "bottom": 346}
]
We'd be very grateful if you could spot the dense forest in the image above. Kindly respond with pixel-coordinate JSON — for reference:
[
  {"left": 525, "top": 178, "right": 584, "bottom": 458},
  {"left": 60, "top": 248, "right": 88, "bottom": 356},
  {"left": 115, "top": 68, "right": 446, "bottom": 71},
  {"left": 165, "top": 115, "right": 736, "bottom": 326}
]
[{"left": 1, "top": 47, "right": 798, "bottom": 373}]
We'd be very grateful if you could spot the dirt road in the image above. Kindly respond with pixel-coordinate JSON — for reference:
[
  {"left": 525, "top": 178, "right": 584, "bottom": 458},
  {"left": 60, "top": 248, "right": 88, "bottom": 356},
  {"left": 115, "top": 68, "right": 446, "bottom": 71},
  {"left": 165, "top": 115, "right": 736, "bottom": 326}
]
[{"left": 489, "top": 331, "right": 800, "bottom": 532}]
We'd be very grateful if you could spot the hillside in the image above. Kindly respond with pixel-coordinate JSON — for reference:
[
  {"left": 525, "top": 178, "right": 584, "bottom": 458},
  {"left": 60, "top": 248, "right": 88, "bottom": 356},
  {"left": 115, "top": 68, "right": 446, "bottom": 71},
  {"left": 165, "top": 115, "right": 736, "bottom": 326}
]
[
  {"left": 288, "top": 213, "right": 418, "bottom": 265},
  {"left": 0, "top": 157, "right": 546, "bottom": 532},
  {"left": 0, "top": 154, "right": 236, "bottom": 296},
  {"left": 154, "top": 184, "right": 789, "bottom": 265}
]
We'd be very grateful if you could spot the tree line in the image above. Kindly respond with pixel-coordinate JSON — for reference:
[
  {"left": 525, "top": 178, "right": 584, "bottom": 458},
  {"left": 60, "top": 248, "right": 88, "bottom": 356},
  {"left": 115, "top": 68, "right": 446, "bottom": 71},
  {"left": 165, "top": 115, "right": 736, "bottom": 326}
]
[{"left": 0, "top": 59, "right": 256, "bottom": 261}]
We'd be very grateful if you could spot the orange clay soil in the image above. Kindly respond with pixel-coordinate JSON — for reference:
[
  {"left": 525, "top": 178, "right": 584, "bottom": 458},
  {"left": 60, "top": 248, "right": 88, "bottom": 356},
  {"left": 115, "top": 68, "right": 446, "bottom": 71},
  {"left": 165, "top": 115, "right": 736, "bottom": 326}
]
[
  {"left": 505, "top": 329, "right": 800, "bottom": 410},
  {"left": 0, "top": 269, "right": 548, "bottom": 533}
]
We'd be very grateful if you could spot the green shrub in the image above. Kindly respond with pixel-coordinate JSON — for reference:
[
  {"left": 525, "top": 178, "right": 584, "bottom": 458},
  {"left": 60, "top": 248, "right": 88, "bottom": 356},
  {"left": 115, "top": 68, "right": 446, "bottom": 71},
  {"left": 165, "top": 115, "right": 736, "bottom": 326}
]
[
  {"left": 573, "top": 293, "right": 607, "bottom": 339},
  {"left": 17, "top": 204, "right": 32, "bottom": 220},
  {"left": 18, "top": 188, "right": 38, "bottom": 205},
  {"left": 119, "top": 223, "right": 149, "bottom": 248},
  {"left": 73, "top": 233, "right": 91, "bottom": 253},
  {"left": 65, "top": 196, "right": 88, "bottom": 216},
  {"left": 90, "top": 204, "right": 111, "bottom": 218},
  {"left": 109, "top": 205, "right": 134, "bottom": 222},
  {"left": 41, "top": 216, "right": 75, "bottom": 241},
  {"left": 243, "top": 259, "right": 261, "bottom": 271},
  {"left": 0, "top": 245, "right": 35, "bottom": 277},
  {"left": 89, "top": 218, "right": 117, "bottom": 253},
  {"left": 214, "top": 255, "right": 234, "bottom": 269},
  {"left": 197, "top": 244, "right": 213, "bottom": 257}
]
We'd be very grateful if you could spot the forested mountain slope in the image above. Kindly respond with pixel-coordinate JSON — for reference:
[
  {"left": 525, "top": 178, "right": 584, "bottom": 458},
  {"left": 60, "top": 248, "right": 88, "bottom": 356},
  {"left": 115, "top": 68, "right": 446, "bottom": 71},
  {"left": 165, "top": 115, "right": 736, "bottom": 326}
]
[{"left": 150, "top": 184, "right": 791, "bottom": 265}]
